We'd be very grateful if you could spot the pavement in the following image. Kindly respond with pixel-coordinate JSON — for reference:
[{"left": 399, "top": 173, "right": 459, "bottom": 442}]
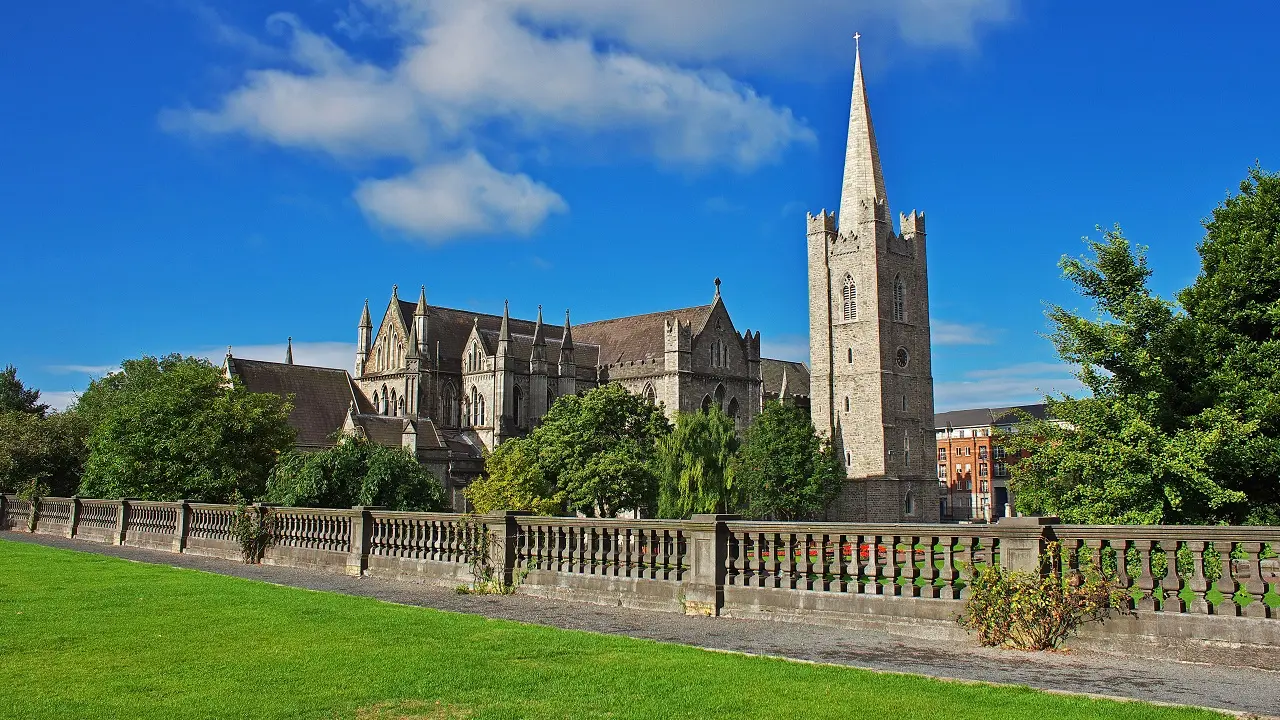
[{"left": 4, "top": 531, "right": 1278, "bottom": 718}]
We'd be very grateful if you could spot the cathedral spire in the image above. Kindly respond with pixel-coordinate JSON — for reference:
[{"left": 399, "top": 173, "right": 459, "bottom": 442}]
[
  {"left": 285, "top": 337, "right": 293, "bottom": 365},
  {"left": 532, "top": 304, "right": 546, "bottom": 346},
  {"left": 359, "top": 299, "right": 372, "bottom": 332},
  {"left": 415, "top": 285, "right": 427, "bottom": 316},
  {"left": 837, "top": 38, "right": 888, "bottom": 229},
  {"left": 561, "top": 309, "right": 574, "bottom": 349},
  {"left": 498, "top": 300, "right": 511, "bottom": 343}
]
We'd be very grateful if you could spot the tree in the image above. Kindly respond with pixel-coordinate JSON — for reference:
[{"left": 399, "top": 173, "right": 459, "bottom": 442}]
[
  {"left": 654, "top": 406, "right": 740, "bottom": 518},
  {"left": 734, "top": 401, "right": 843, "bottom": 520},
  {"left": 467, "top": 383, "right": 671, "bottom": 517},
  {"left": 534, "top": 384, "right": 671, "bottom": 517},
  {"left": 1003, "top": 226, "right": 1254, "bottom": 524},
  {"left": 466, "top": 437, "right": 559, "bottom": 515},
  {"left": 76, "top": 354, "right": 295, "bottom": 503},
  {"left": 0, "top": 365, "right": 49, "bottom": 417},
  {"left": 0, "top": 410, "right": 88, "bottom": 497},
  {"left": 1178, "top": 167, "right": 1280, "bottom": 523},
  {"left": 265, "top": 436, "right": 447, "bottom": 511}
]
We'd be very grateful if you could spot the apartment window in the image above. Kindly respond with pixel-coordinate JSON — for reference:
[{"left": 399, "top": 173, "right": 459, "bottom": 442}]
[
  {"left": 961, "top": 479, "right": 972, "bottom": 491},
  {"left": 994, "top": 461, "right": 1008, "bottom": 477},
  {"left": 964, "top": 463, "right": 972, "bottom": 475},
  {"left": 978, "top": 446, "right": 989, "bottom": 460},
  {"left": 980, "top": 480, "right": 990, "bottom": 493},
  {"left": 937, "top": 464, "right": 947, "bottom": 479},
  {"left": 994, "top": 446, "right": 1006, "bottom": 460},
  {"left": 938, "top": 448, "right": 947, "bottom": 462},
  {"left": 978, "top": 462, "right": 988, "bottom": 477},
  {"left": 963, "top": 447, "right": 971, "bottom": 457}
]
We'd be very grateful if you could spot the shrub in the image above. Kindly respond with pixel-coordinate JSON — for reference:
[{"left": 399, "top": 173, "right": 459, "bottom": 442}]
[
  {"left": 958, "top": 542, "right": 1129, "bottom": 650},
  {"left": 228, "top": 498, "right": 274, "bottom": 564}
]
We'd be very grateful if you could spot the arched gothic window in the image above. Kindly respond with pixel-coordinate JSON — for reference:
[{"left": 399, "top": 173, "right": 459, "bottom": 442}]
[
  {"left": 642, "top": 383, "right": 656, "bottom": 404},
  {"left": 842, "top": 274, "right": 857, "bottom": 321},
  {"left": 904, "top": 491, "right": 916, "bottom": 516},
  {"left": 469, "top": 387, "right": 478, "bottom": 425},
  {"left": 513, "top": 386, "right": 523, "bottom": 428},
  {"left": 389, "top": 388, "right": 398, "bottom": 417},
  {"left": 713, "top": 383, "right": 726, "bottom": 409},
  {"left": 547, "top": 388, "right": 555, "bottom": 413},
  {"left": 478, "top": 395, "right": 486, "bottom": 426},
  {"left": 372, "top": 390, "right": 379, "bottom": 413},
  {"left": 398, "top": 397, "right": 405, "bottom": 415},
  {"left": 701, "top": 395, "right": 712, "bottom": 413},
  {"left": 726, "top": 398, "right": 740, "bottom": 428},
  {"left": 893, "top": 275, "right": 906, "bottom": 322},
  {"left": 441, "top": 382, "right": 458, "bottom": 426}
]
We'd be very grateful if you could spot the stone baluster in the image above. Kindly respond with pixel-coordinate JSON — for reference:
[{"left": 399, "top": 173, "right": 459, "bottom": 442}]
[
  {"left": 1134, "top": 540, "right": 1157, "bottom": 611},
  {"left": 1212, "top": 540, "right": 1239, "bottom": 616},
  {"left": 831, "top": 533, "right": 848, "bottom": 593},
  {"left": 902, "top": 534, "right": 920, "bottom": 598},
  {"left": 1084, "top": 538, "right": 1104, "bottom": 578},
  {"left": 940, "top": 535, "right": 958, "bottom": 599},
  {"left": 919, "top": 535, "right": 939, "bottom": 599},
  {"left": 862, "top": 534, "right": 880, "bottom": 594},
  {"left": 1185, "top": 540, "right": 1210, "bottom": 614},
  {"left": 1239, "top": 542, "right": 1268, "bottom": 618},
  {"left": 1160, "top": 539, "right": 1185, "bottom": 613},
  {"left": 879, "top": 535, "right": 899, "bottom": 596},
  {"left": 957, "top": 536, "right": 978, "bottom": 599}
]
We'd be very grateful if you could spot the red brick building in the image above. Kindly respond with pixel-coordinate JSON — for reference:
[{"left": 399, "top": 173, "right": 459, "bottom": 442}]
[{"left": 934, "top": 404, "right": 1048, "bottom": 522}]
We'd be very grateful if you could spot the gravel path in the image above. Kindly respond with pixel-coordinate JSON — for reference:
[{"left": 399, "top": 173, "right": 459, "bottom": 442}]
[{"left": 5, "top": 531, "right": 1277, "bottom": 717}]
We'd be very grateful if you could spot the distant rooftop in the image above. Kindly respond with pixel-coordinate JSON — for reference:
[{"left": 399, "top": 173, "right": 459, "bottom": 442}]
[{"left": 935, "top": 403, "right": 1050, "bottom": 430}]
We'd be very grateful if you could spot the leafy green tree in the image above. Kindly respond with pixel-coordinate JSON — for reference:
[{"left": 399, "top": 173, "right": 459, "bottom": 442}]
[
  {"left": 654, "top": 406, "right": 740, "bottom": 518},
  {"left": 466, "top": 437, "right": 559, "bottom": 515},
  {"left": 1178, "top": 167, "right": 1280, "bottom": 523},
  {"left": 0, "top": 410, "right": 88, "bottom": 497},
  {"left": 534, "top": 383, "right": 671, "bottom": 517},
  {"left": 0, "top": 365, "right": 49, "bottom": 417},
  {"left": 467, "top": 384, "right": 670, "bottom": 517},
  {"left": 265, "top": 436, "right": 447, "bottom": 511},
  {"left": 734, "top": 401, "right": 843, "bottom": 520},
  {"left": 76, "top": 354, "right": 295, "bottom": 503},
  {"left": 1003, "top": 227, "right": 1253, "bottom": 523}
]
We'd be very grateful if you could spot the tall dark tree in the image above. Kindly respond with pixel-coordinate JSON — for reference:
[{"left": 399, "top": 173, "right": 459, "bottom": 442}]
[
  {"left": 734, "top": 401, "right": 843, "bottom": 521},
  {"left": 0, "top": 365, "right": 49, "bottom": 417},
  {"left": 76, "top": 354, "right": 295, "bottom": 503},
  {"left": 0, "top": 410, "right": 88, "bottom": 497}
]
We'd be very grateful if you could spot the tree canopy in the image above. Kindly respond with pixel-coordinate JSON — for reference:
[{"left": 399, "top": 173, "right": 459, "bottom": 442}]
[
  {"left": 0, "top": 408, "right": 88, "bottom": 498},
  {"left": 265, "top": 436, "right": 447, "bottom": 511},
  {"left": 76, "top": 354, "right": 295, "bottom": 503},
  {"left": 734, "top": 401, "right": 843, "bottom": 521},
  {"left": 654, "top": 406, "right": 740, "bottom": 518},
  {"left": 0, "top": 365, "right": 49, "bottom": 417},
  {"left": 1006, "top": 168, "right": 1280, "bottom": 524},
  {"left": 468, "top": 383, "right": 671, "bottom": 517}
]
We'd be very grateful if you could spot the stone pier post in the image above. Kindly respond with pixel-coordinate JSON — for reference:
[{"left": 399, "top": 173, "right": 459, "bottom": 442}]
[
  {"left": 173, "top": 500, "right": 190, "bottom": 553},
  {"left": 684, "top": 514, "right": 738, "bottom": 616},
  {"left": 994, "top": 515, "right": 1058, "bottom": 573},
  {"left": 483, "top": 511, "right": 530, "bottom": 588},
  {"left": 67, "top": 496, "right": 80, "bottom": 539},
  {"left": 346, "top": 506, "right": 384, "bottom": 576}
]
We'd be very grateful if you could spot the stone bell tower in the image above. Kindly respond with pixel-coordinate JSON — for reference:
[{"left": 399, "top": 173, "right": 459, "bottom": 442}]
[{"left": 808, "top": 40, "right": 938, "bottom": 522}]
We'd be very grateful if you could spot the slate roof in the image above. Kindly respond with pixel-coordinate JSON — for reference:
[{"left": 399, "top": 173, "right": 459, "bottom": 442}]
[
  {"left": 228, "top": 358, "right": 359, "bottom": 448},
  {"left": 934, "top": 404, "right": 1049, "bottom": 430},
  {"left": 760, "top": 358, "right": 810, "bottom": 398},
  {"left": 393, "top": 300, "right": 711, "bottom": 368},
  {"left": 573, "top": 305, "right": 713, "bottom": 365}
]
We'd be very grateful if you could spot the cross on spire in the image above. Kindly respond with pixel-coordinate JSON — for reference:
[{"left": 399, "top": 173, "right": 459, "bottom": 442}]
[{"left": 853, "top": 32, "right": 861, "bottom": 52}]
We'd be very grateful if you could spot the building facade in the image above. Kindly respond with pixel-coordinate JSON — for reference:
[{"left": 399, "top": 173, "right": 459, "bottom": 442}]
[
  {"left": 934, "top": 404, "right": 1049, "bottom": 522},
  {"left": 807, "top": 44, "right": 939, "bottom": 522}
]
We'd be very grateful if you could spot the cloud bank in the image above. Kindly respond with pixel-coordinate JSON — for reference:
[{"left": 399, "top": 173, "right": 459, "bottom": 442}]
[{"left": 164, "top": 0, "right": 1013, "bottom": 241}]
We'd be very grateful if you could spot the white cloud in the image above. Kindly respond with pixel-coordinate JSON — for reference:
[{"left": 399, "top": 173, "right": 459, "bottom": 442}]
[
  {"left": 931, "top": 319, "right": 996, "bottom": 346},
  {"left": 45, "top": 364, "right": 118, "bottom": 376},
  {"left": 355, "top": 152, "right": 567, "bottom": 238},
  {"left": 194, "top": 341, "right": 355, "bottom": 372},
  {"left": 164, "top": 1, "right": 931, "bottom": 240},
  {"left": 40, "top": 391, "right": 81, "bottom": 412},
  {"left": 494, "top": 0, "right": 1015, "bottom": 71},
  {"left": 934, "top": 362, "right": 1086, "bottom": 411}
]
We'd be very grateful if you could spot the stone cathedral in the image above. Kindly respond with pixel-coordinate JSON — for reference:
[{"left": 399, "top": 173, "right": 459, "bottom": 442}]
[
  {"left": 807, "top": 44, "right": 939, "bottom": 522},
  {"left": 225, "top": 44, "right": 934, "bottom": 521}
]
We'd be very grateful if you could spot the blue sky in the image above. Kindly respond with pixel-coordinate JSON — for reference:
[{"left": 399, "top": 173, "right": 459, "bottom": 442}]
[{"left": 3, "top": 0, "right": 1279, "bottom": 412}]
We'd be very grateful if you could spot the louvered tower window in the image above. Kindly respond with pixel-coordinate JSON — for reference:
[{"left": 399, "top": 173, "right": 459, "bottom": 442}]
[
  {"left": 842, "top": 275, "right": 857, "bottom": 321},
  {"left": 893, "top": 276, "right": 906, "bottom": 322}
]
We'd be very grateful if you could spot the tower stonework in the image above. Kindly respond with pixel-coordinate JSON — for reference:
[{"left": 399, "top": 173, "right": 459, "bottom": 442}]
[{"left": 809, "top": 44, "right": 939, "bottom": 522}]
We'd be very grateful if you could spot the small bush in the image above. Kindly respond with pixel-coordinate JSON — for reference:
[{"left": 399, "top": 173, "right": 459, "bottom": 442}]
[
  {"left": 958, "top": 542, "right": 1129, "bottom": 650},
  {"left": 228, "top": 499, "right": 274, "bottom": 564}
]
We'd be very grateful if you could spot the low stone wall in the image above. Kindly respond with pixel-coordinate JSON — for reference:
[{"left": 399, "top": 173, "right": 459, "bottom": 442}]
[{"left": 2, "top": 494, "right": 1278, "bottom": 668}]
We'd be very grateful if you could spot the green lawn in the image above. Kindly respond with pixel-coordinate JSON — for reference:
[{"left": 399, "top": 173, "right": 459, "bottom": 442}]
[{"left": 0, "top": 540, "right": 1228, "bottom": 720}]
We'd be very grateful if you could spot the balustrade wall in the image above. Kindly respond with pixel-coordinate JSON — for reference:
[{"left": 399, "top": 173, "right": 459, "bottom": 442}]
[{"left": 2, "top": 495, "right": 1276, "bottom": 666}]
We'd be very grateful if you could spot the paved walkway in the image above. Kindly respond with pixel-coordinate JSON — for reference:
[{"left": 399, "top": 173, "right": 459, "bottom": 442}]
[{"left": 5, "top": 531, "right": 1277, "bottom": 717}]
